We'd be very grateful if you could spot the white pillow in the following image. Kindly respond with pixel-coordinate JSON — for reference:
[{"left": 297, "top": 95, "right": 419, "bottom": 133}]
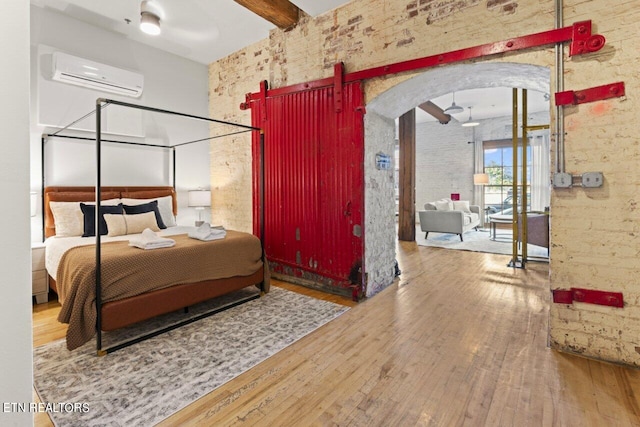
[
  {"left": 50, "top": 199, "right": 120, "bottom": 237},
  {"left": 120, "top": 196, "right": 176, "bottom": 227},
  {"left": 126, "top": 211, "right": 161, "bottom": 234},
  {"left": 453, "top": 200, "right": 471, "bottom": 213},
  {"left": 50, "top": 202, "right": 84, "bottom": 237},
  {"left": 434, "top": 200, "right": 451, "bottom": 211},
  {"left": 103, "top": 213, "right": 127, "bottom": 237},
  {"left": 104, "top": 211, "right": 160, "bottom": 236}
]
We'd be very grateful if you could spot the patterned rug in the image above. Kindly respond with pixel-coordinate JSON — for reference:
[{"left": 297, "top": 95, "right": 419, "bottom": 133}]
[
  {"left": 33, "top": 286, "right": 349, "bottom": 426},
  {"left": 416, "top": 227, "right": 549, "bottom": 258}
]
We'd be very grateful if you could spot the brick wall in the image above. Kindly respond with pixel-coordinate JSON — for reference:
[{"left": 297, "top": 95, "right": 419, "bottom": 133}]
[
  {"left": 364, "top": 112, "right": 397, "bottom": 295},
  {"left": 209, "top": 0, "right": 640, "bottom": 365},
  {"left": 548, "top": 1, "right": 640, "bottom": 365},
  {"left": 208, "top": 38, "right": 270, "bottom": 233}
]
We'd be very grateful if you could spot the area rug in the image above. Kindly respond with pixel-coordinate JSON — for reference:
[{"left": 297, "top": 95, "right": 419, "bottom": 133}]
[
  {"left": 415, "top": 227, "right": 548, "bottom": 258},
  {"left": 33, "top": 286, "right": 349, "bottom": 426}
]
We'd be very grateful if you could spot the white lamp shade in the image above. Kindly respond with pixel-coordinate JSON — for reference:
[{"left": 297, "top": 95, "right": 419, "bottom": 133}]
[
  {"left": 473, "top": 173, "right": 489, "bottom": 185},
  {"left": 188, "top": 190, "right": 211, "bottom": 208}
]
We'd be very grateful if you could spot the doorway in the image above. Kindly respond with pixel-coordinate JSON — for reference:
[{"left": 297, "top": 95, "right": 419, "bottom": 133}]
[{"left": 363, "top": 63, "right": 551, "bottom": 293}]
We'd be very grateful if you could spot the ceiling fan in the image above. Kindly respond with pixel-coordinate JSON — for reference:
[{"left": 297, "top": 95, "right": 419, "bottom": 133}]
[{"left": 418, "top": 101, "right": 451, "bottom": 124}]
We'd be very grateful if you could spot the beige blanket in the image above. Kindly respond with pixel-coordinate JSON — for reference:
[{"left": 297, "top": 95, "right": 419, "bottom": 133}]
[{"left": 57, "top": 231, "right": 266, "bottom": 350}]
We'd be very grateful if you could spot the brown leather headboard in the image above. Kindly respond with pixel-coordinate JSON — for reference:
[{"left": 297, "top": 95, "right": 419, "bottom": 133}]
[{"left": 44, "top": 186, "right": 177, "bottom": 238}]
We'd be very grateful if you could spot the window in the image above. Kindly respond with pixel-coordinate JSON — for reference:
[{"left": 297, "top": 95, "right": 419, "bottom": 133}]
[{"left": 483, "top": 139, "right": 531, "bottom": 215}]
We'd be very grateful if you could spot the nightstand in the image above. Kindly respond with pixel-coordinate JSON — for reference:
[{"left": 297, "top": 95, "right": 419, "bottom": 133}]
[{"left": 32, "top": 242, "right": 49, "bottom": 304}]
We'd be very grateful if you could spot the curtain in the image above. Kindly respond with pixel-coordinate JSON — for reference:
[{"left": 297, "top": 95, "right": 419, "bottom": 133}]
[
  {"left": 530, "top": 132, "right": 550, "bottom": 212},
  {"left": 473, "top": 130, "right": 485, "bottom": 224}
]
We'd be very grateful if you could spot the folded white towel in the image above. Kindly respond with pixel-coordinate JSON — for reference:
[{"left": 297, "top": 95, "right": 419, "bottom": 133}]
[
  {"left": 188, "top": 222, "right": 227, "bottom": 241},
  {"left": 129, "top": 228, "right": 176, "bottom": 250}
]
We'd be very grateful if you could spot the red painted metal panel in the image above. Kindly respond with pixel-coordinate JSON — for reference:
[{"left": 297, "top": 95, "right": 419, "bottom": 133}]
[
  {"left": 572, "top": 288, "right": 624, "bottom": 308},
  {"left": 555, "top": 82, "right": 625, "bottom": 106},
  {"left": 552, "top": 289, "right": 574, "bottom": 304},
  {"left": 552, "top": 288, "right": 624, "bottom": 308},
  {"left": 251, "top": 82, "right": 364, "bottom": 290}
]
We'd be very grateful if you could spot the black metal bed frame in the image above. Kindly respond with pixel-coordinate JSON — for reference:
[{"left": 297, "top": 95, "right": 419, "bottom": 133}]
[{"left": 42, "top": 98, "right": 266, "bottom": 356}]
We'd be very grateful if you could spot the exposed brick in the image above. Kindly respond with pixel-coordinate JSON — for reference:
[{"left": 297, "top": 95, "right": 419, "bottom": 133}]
[
  {"left": 502, "top": 3, "right": 518, "bottom": 14},
  {"left": 487, "top": 0, "right": 518, "bottom": 15},
  {"left": 487, "top": 0, "right": 510, "bottom": 7},
  {"left": 338, "top": 25, "right": 356, "bottom": 37},
  {"left": 414, "top": 0, "right": 482, "bottom": 24},
  {"left": 397, "top": 37, "right": 416, "bottom": 47}
]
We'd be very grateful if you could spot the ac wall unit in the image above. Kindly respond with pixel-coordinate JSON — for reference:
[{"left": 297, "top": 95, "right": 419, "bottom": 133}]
[{"left": 51, "top": 52, "right": 144, "bottom": 98}]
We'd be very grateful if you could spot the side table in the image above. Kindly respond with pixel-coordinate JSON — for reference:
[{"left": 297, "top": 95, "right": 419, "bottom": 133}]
[{"left": 32, "top": 242, "right": 49, "bottom": 304}]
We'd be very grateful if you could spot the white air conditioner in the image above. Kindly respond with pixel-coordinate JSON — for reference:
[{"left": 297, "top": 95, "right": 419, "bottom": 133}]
[{"left": 51, "top": 52, "right": 144, "bottom": 98}]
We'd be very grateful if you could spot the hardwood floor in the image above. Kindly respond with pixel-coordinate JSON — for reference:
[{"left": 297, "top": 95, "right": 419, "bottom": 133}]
[{"left": 33, "top": 242, "right": 640, "bottom": 426}]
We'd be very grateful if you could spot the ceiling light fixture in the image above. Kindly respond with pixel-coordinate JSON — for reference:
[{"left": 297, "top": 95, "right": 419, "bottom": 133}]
[
  {"left": 444, "top": 92, "right": 464, "bottom": 115},
  {"left": 140, "top": 1, "right": 161, "bottom": 36},
  {"left": 461, "top": 106, "right": 479, "bottom": 127}
]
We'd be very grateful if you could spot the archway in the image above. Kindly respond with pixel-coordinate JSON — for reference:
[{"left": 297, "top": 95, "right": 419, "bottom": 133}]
[{"left": 363, "top": 62, "right": 550, "bottom": 296}]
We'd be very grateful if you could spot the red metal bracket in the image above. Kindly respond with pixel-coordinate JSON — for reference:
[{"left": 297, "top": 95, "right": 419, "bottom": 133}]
[
  {"left": 345, "top": 20, "right": 605, "bottom": 83},
  {"left": 242, "top": 81, "right": 270, "bottom": 113},
  {"left": 552, "top": 289, "right": 574, "bottom": 304},
  {"left": 569, "top": 20, "right": 606, "bottom": 55},
  {"left": 555, "top": 82, "right": 625, "bottom": 106},
  {"left": 242, "top": 20, "right": 606, "bottom": 105},
  {"left": 239, "top": 92, "right": 252, "bottom": 110},
  {"left": 334, "top": 62, "right": 344, "bottom": 113},
  {"left": 259, "top": 80, "right": 268, "bottom": 121},
  {"left": 552, "top": 288, "right": 624, "bottom": 308}
]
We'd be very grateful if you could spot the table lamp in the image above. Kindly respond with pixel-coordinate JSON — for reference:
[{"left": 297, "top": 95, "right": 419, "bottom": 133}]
[{"left": 188, "top": 189, "right": 211, "bottom": 227}]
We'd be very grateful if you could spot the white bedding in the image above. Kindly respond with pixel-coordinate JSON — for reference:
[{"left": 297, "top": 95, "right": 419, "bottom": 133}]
[{"left": 44, "top": 225, "right": 196, "bottom": 281}]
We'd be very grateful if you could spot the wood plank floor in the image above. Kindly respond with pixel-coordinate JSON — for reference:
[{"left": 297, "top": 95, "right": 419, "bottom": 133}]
[{"left": 33, "top": 242, "right": 640, "bottom": 426}]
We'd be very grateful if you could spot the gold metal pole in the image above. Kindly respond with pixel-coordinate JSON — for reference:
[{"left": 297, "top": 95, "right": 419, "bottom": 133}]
[
  {"left": 522, "top": 89, "right": 528, "bottom": 262},
  {"left": 511, "top": 88, "right": 519, "bottom": 264},
  {"left": 525, "top": 124, "right": 550, "bottom": 132}
]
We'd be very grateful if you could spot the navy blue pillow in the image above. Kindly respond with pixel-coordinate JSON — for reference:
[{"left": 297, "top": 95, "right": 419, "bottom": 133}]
[
  {"left": 122, "top": 200, "right": 166, "bottom": 229},
  {"left": 80, "top": 203, "right": 124, "bottom": 237}
]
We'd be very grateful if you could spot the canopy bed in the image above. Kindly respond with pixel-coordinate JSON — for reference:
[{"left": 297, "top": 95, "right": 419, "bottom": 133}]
[{"left": 41, "top": 98, "right": 266, "bottom": 355}]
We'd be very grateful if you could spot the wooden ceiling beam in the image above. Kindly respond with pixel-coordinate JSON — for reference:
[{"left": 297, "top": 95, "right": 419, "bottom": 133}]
[
  {"left": 418, "top": 101, "right": 452, "bottom": 124},
  {"left": 234, "top": 0, "right": 300, "bottom": 29}
]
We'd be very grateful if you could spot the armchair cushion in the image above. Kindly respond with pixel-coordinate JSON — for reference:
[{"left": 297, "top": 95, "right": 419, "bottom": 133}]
[
  {"left": 453, "top": 200, "right": 471, "bottom": 213},
  {"left": 434, "top": 200, "right": 452, "bottom": 211}
]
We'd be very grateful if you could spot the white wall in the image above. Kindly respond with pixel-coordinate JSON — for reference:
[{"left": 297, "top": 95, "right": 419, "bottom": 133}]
[
  {"left": 364, "top": 112, "right": 397, "bottom": 296},
  {"left": 30, "top": 5, "right": 211, "bottom": 241},
  {"left": 415, "top": 119, "right": 476, "bottom": 208},
  {"left": 0, "top": 1, "right": 33, "bottom": 425}
]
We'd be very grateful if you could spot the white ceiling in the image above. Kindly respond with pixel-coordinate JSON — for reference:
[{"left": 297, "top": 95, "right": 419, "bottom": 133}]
[
  {"left": 30, "top": 0, "right": 353, "bottom": 64},
  {"left": 420, "top": 87, "right": 550, "bottom": 123},
  {"left": 30, "top": 0, "right": 550, "bottom": 121}
]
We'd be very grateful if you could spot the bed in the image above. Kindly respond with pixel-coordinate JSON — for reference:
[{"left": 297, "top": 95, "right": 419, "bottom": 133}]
[{"left": 44, "top": 185, "right": 269, "bottom": 353}]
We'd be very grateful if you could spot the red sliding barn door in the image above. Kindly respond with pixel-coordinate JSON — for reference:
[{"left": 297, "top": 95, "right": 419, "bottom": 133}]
[{"left": 250, "top": 81, "right": 364, "bottom": 292}]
